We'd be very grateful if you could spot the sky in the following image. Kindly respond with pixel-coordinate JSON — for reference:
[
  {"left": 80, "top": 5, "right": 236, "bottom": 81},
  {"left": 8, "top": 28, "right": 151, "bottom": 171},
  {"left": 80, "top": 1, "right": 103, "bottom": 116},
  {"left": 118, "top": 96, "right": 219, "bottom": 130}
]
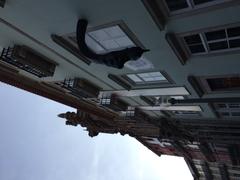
[{"left": 0, "top": 82, "right": 193, "bottom": 180}]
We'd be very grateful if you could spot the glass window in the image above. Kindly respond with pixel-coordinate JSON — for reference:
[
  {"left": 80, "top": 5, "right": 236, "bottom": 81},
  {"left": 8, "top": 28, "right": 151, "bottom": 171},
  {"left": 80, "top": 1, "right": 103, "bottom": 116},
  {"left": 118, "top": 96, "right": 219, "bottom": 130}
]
[
  {"left": 66, "top": 23, "right": 136, "bottom": 54},
  {"left": 205, "top": 30, "right": 226, "bottom": 41},
  {"left": 87, "top": 25, "right": 135, "bottom": 53},
  {"left": 208, "top": 41, "right": 228, "bottom": 51},
  {"left": 228, "top": 104, "right": 240, "bottom": 108},
  {"left": 127, "top": 74, "right": 143, "bottom": 83},
  {"left": 165, "top": 0, "right": 189, "bottom": 11},
  {"left": 183, "top": 25, "right": 240, "bottom": 55},
  {"left": 173, "top": 111, "right": 198, "bottom": 115},
  {"left": 207, "top": 77, "right": 240, "bottom": 91},
  {"left": 184, "top": 34, "right": 202, "bottom": 44},
  {"left": 126, "top": 71, "right": 168, "bottom": 84},
  {"left": 193, "top": 0, "right": 216, "bottom": 5},
  {"left": 138, "top": 72, "right": 166, "bottom": 82},
  {"left": 100, "top": 98, "right": 111, "bottom": 105},
  {"left": 229, "top": 39, "right": 240, "bottom": 48},
  {"left": 231, "top": 112, "right": 240, "bottom": 116},
  {"left": 165, "top": 0, "right": 228, "bottom": 13},
  {"left": 183, "top": 34, "right": 206, "bottom": 54},
  {"left": 217, "top": 104, "right": 227, "bottom": 108},
  {"left": 221, "top": 112, "right": 230, "bottom": 117},
  {"left": 189, "top": 44, "right": 206, "bottom": 53},
  {"left": 227, "top": 27, "right": 240, "bottom": 37},
  {"left": 214, "top": 103, "right": 240, "bottom": 118}
]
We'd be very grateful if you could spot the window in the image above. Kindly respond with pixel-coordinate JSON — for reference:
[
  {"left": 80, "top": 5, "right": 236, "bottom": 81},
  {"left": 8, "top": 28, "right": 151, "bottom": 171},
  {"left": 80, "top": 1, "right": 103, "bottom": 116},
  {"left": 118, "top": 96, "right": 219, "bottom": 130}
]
[
  {"left": 108, "top": 71, "right": 172, "bottom": 90},
  {"left": 182, "top": 25, "right": 240, "bottom": 55},
  {"left": 100, "top": 97, "right": 111, "bottom": 105},
  {"left": 189, "top": 75, "right": 240, "bottom": 95},
  {"left": 207, "top": 77, "right": 240, "bottom": 91},
  {"left": 125, "top": 107, "right": 136, "bottom": 117},
  {"left": 126, "top": 72, "right": 168, "bottom": 84},
  {"left": 55, "top": 78, "right": 101, "bottom": 98},
  {"left": 52, "top": 21, "right": 144, "bottom": 65},
  {"left": 213, "top": 103, "right": 240, "bottom": 118},
  {"left": 163, "top": 110, "right": 201, "bottom": 117},
  {"left": 165, "top": 0, "right": 189, "bottom": 12},
  {"left": 164, "top": 0, "right": 233, "bottom": 15},
  {"left": 172, "top": 110, "right": 199, "bottom": 115},
  {"left": 99, "top": 95, "right": 129, "bottom": 111},
  {"left": 0, "top": 0, "right": 5, "bottom": 8},
  {"left": 142, "top": 0, "right": 238, "bottom": 31},
  {"left": 69, "top": 25, "right": 135, "bottom": 54},
  {"left": 184, "top": 34, "right": 206, "bottom": 54}
]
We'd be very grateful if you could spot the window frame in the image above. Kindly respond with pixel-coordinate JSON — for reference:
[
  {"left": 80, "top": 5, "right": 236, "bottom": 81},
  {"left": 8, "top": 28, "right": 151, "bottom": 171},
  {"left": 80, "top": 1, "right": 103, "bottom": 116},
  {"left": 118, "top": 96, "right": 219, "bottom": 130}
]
[
  {"left": 177, "top": 22, "right": 240, "bottom": 57},
  {"left": 65, "top": 22, "right": 142, "bottom": 54},
  {"left": 142, "top": 0, "right": 240, "bottom": 27},
  {"left": 190, "top": 74, "right": 240, "bottom": 95},
  {"left": 201, "top": 75, "right": 240, "bottom": 94},
  {"left": 211, "top": 102, "right": 240, "bottom": 118},
  {"left": 125, "top": 71, "right": 168, "bottom": 84},
  {"left": 52, "top": 20, "right": 145, "bottom": 65},
  {"left": 108, "top": 71, "right": 175, "bottom": 90},
  {"left": 162, "top": 0, "right": 233, "bottom": 16},
  {"left": 122, "top": 70, "right": 174, "bottom": 88},
  {"left": 163, "top": 109, "right": 202, "bottom": 118}
]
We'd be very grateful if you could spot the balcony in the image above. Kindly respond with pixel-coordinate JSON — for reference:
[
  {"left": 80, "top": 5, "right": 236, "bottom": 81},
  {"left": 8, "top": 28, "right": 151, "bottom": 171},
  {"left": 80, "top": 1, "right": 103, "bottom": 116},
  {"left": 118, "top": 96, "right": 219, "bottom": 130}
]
[{"left": 0, "top": 45, "right": 57, "bottom": 78}]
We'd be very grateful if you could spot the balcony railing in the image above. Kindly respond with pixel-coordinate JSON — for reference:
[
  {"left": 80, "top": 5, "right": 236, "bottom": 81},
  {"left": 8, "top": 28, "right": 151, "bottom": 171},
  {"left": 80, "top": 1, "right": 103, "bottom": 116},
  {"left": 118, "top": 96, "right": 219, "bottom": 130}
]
[
  {"left": 56, "top": 78, "right": 101, "bottom": 98},
  {"left": 0, "top": 45, "right": 57, "bottom": 78}
]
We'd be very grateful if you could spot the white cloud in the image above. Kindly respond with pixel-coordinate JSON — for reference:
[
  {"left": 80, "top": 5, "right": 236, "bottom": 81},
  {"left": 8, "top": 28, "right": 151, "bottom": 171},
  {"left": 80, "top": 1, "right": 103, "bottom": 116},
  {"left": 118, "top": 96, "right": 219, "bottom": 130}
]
[{"left": 0, "top": 82, "right": 193, "bottom": 180}]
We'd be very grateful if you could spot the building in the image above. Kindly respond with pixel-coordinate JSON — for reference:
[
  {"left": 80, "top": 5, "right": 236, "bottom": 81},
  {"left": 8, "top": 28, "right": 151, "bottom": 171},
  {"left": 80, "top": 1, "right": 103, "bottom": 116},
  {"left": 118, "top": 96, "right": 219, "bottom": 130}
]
[{"left": 1, "top": 0, "right": 240, "bottom": 179}]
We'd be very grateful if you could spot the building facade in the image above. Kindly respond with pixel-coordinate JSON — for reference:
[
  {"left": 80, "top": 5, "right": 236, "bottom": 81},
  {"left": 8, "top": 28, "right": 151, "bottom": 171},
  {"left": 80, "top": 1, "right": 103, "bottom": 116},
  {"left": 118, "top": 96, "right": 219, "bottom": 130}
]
[{"left": 1, "top": 0, "right": 240, "bottom": 179}]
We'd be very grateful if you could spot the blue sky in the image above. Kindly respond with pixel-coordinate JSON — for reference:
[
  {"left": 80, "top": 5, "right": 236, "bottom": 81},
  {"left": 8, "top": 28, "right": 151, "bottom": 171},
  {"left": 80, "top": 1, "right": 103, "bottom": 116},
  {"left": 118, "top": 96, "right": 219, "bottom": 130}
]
[{"left": 0, "top": 82, "right": 193, "bottom": 180}]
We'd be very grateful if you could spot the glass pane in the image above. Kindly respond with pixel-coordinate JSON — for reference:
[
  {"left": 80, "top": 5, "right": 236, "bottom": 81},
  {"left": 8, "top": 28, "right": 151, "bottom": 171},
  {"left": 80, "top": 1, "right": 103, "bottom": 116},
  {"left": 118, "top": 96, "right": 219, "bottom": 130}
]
[
  {"left": 227, "top": 26, "right": 240, "bottom": 38},
  {"left": 231, "top": 112, "right": 240, "bottom": 116},
  {"left": 127, "top": 74, "right": 142, "bottom": 83},
  {"left": 88, "top": 25, "right": 136, "bottom": 52},
  {"left": 205, "top": 30, "right": 226, "bottom": 41},
  {"left": 138, "top": 73, "right": 150, "bottom": 78},
  {"left": 189, "top": 44, "right": 206, "bottom": 54},
  {"left": 85, "top": 35, "right": 105, "bottom": 53},
  {"left": 229, "top": 39, "right": 240, "bottom": 49},
  {"left": 174, "top": 111, "right": 197, "bottom": 115},
  {"left": 149, "top": 72, "right": 163, "bottom": 77},
  {"left": 100, "top": 39, "right": 120, "bottom": 50},
  {"left": 142, "top": 77, "right": 155, "bottom": 82},
  {"left": 229, "top": 104, "right": 240, "bottom": 108},
  {"left": 88, "top": 29, "right": 110, "bottom": 41},
  {"left": 208, "top": 41, "right": 228, "bottom": 51},
  {"left": 138, "top": 72, "right": 167, "bottom": 82},
  {"left": 184, "top": 34, "right": 202, "bottom": 45},
  {"left": 115, "top": 37, "right": 134, "bottom": 48},
  {"left": 153, "top": 76, "right": 166, "bottom": 81},
  {"left": 207, "top": 77, "right": 240, "bottom": 91},
  {"left": 221, "top": 112, "right": 230, "bottom": 117},
  {"left": 217, "top": 104, "right": 227, "bottom": 108},
  {"left": 165, "top": 0, "right": 189, "bottom": 12},
  {"left": 104, "top": 26, "right": 125, "bottom": 38},
  {"left": 193, "top": 0, "right": 216, "bottom": 5}
]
